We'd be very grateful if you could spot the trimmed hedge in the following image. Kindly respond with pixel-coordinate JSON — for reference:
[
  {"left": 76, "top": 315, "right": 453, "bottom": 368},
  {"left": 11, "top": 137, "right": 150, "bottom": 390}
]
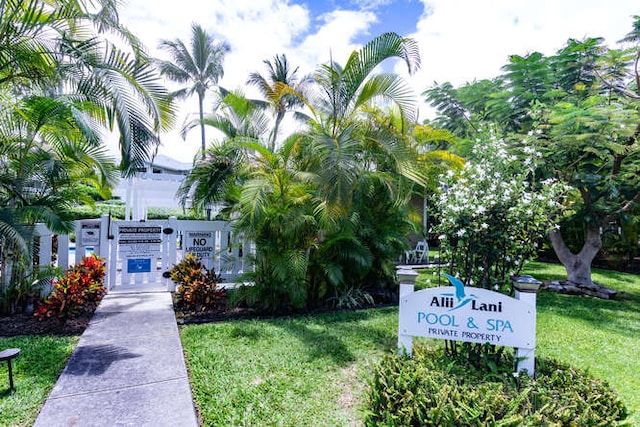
[{"left": 365, "top": 345, "right": 627, "bottom": 426}]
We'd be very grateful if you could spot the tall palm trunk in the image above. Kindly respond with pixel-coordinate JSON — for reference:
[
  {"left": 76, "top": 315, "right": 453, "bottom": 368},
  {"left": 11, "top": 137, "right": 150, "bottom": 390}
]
[{"left": 198, "top": 91, "right": 206, "bottom": 158}]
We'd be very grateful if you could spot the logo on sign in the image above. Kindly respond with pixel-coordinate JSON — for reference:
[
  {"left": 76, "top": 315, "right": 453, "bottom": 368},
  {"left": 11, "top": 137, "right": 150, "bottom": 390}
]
[{"left": 429, "top": 274, "right": 503, "bottom": 313}]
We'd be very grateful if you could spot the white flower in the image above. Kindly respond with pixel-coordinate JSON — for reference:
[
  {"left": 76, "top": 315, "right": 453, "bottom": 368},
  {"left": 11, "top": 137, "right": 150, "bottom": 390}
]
[
  {"left": 456, "top": 229, "right": 466, "bottom": 237},
  {"left": 438, "top": 234, "right": 446, "bottom": 240},
  {"left": 481, "top": 222, "right": 489, "bottom": 229}
]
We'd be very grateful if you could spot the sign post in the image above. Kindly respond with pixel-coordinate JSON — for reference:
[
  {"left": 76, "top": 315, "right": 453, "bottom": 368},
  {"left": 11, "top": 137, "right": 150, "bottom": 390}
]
[
  {"left": 398, "top": 273, "right": 540, "bottom": 376},
  {"left": 512, "top": 275, "right": 542, "bottom": 375},
  {"left": 397, "top": 269, "right": 418, "bottom": 357}
]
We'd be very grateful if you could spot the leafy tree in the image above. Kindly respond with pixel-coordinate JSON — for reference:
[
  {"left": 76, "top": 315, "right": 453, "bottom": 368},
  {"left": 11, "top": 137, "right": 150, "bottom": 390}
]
[
  {"left": 158, "top": 23, "right": 229, "bottom": 158},
  {"left": 537, "top": 96, "right": 639, "bottom": 288},
  {"left": 424, "top": 21, "right": 640, "bottom": 289}
]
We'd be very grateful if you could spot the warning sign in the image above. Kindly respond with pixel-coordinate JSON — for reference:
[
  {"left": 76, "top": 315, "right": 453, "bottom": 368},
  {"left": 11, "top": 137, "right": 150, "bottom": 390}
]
[{"left": 185, "top": 231, "right": 214, "bottom": 259}]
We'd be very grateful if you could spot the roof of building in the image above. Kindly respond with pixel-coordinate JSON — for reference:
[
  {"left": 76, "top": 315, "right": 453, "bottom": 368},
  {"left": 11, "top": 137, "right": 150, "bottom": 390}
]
[{"left": 149, "top": 154, "right": 192, "bottom": 172}]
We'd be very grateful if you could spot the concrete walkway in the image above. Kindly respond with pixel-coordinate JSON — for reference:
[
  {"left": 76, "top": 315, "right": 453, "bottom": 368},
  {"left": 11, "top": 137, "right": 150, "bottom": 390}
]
[{"left": 34, "top": 292, "right": 198, "bottom": 427}]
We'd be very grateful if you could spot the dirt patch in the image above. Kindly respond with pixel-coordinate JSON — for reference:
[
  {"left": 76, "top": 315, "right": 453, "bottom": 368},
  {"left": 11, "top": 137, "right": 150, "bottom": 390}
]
[{"left": 0, "top": 312, "right": 93, "bottom": 337}]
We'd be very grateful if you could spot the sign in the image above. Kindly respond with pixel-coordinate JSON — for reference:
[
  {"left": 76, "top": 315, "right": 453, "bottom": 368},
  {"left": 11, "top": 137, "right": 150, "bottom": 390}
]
[
  {"left": 80, "top": 221, "right": 100, "bottom": 246},
  {"left": 118, "top": 225, "right": 162, "bottom": 256},
  {"left": 184, "top": 231, "right": 214, "bottom": 259},
  {"left": 127, "top": 258, "right": 152, "bottom": 273},
  {"left": 399, "top": 279, "right": 536, "bottom": 349}
]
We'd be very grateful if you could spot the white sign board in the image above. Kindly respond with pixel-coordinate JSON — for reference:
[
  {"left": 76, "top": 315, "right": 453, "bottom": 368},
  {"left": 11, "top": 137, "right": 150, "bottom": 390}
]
[
  {"left": 399, "top": 286, "right": 536, "bottom": 348},
  {"left": 80, "top": 221, "right": 100, "bottom": 246},
  {"left": 117, "top": 226, "right": 162, "bottom": 256},
  {"left": 184, "top": 231, "right": 214, "bottom": 259}
]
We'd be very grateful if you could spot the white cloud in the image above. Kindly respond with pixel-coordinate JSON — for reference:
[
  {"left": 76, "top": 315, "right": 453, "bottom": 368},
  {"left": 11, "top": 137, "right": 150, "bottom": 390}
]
[
  {"left": 296, "top": 9, "right": 377, "bottom": 69},
  {"left": 116, "top": 0, "right": 640, "bottom": 162}
]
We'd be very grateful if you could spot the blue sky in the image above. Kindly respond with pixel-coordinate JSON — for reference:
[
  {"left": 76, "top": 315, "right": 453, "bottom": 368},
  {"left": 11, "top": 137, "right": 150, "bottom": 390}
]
[
  {"left": 118, "top": 0, "right": 639, "bottom": 161},
  {"left": 303, "top": 0, "right": 424, "bottom": 38}
]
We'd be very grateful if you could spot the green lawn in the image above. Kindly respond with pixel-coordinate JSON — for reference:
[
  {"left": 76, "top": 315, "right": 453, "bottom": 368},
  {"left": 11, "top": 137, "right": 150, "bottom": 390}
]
[
  {"left": 0, "top": 335, "right": 78, "bottom": 427},
  {"left": 180, "top": 308, "right": 398, "bottom": 425},
  {"left": 181, "top": 262, "right": 640, "bottom": 426},
  {"left": 1, "top": 261, "right": 637, "bottom": 426},
  {"left": 527, "top": 261, "right": 640, "bottom": 426}
]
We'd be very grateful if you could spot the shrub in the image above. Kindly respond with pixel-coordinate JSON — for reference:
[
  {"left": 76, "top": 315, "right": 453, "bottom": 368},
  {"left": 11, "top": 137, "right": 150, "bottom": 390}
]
[
  {"left": 169, "top": 253, "right": 224, "bottom": 312},
  {"left": 35, "top": 254, "right": 106, "bottom": 320},
  {"left": 434, "top": 129, "right": 567, "bottom": 292},
  {"left": 365, "top": 345, "right": 627, "bottom": 426}
]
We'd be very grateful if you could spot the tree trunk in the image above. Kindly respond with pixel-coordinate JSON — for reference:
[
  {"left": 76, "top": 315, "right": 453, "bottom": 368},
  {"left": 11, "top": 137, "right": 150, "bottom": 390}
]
[
  {"left": 547, "top": 228, "right": 617, "bottom": 299},
  {"left": 198, "top": 92, "right": 206, "bottom": 159},
  {"left": 548, "top": 227, "right": 601, "bottom": 286}
]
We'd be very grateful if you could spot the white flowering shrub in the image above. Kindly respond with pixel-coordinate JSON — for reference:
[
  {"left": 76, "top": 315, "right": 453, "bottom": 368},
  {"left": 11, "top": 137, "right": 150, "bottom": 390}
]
[{"left": 434, "top": 130, "right": 567, "bottom": 292}]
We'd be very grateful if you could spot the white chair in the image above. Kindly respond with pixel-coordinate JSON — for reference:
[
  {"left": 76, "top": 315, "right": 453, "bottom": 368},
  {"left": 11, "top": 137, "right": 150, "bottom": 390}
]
[{"left": 411, "top": 240, "right": 429, "bottom": 264}]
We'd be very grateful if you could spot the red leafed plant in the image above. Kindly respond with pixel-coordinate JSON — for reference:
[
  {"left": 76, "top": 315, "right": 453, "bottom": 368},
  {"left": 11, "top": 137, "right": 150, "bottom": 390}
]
[
  {"left": 169, "top": 253, "right": 224, "bottom": 313},
  {"left": 35, "top": 254, "right": 106, "bottom": 320}
]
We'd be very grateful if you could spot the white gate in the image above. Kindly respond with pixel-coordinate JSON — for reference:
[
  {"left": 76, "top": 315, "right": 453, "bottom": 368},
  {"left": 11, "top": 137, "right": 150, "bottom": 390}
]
[
  {"left": 107, "top": 218, "right": 178, "bottom": 292},
  {"left": 28, "top": 216, "right": 253, "bottom": 295},
  {"left": 99, "top": 217, "right": 253, "bottom": 292}
]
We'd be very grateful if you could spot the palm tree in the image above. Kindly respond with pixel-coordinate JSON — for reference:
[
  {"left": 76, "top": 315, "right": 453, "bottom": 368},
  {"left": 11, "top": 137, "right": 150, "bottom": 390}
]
[
  {"left": 304, "top": 32, "right": 423, "bottom": 210},
  {"left": 233, "top": 135, "right": 319, "bottom": 311},
  {"left": 176, "top": 89, "right": 271, "bottom": 217},
  {"left": 1, "top": 0, "right": 173, "bottom": 176},
  {"left": 158, "top": 23, "right": 229, "bottom": 158},
  {"left": 247, "top": 54, "right": 306, "bottom": 150},
  {"left": 0, "top": 0, "right": 174, "bottom": 307},
  {"left": 0, "top": 95, "right": 117, "bottom": 301}
]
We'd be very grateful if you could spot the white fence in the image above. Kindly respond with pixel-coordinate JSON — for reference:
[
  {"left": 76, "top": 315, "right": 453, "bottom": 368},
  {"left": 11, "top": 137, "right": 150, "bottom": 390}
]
[{"left": 31, "top": 216, "right": 253, "bottom": 293}]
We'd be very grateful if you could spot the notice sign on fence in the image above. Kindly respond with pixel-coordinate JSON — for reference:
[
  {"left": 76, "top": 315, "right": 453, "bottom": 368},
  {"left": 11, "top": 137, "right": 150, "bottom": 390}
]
[
  {"left": 399, "top": 285, "right": 536, "bottom": 349},
  {"left": 185, "top": 231, "right": 214, "bottom": 259},
  {"left": 118, "top": 225, "right": 162, "bottom": 273},
  {"left": 80, "top": 221, "right": 100, "bottom": 246}
]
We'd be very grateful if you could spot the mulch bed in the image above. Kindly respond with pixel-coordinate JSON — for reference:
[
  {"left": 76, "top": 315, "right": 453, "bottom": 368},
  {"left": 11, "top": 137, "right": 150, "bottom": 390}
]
[
  {"left": 172, "top": 293, "right": 254, "bottom": 324},
  {"left": 0, "top": 294, "right": 250, "bottom": 338},
  {"left": 0, "top": 312, "right": 93, "bottom": 337}
]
